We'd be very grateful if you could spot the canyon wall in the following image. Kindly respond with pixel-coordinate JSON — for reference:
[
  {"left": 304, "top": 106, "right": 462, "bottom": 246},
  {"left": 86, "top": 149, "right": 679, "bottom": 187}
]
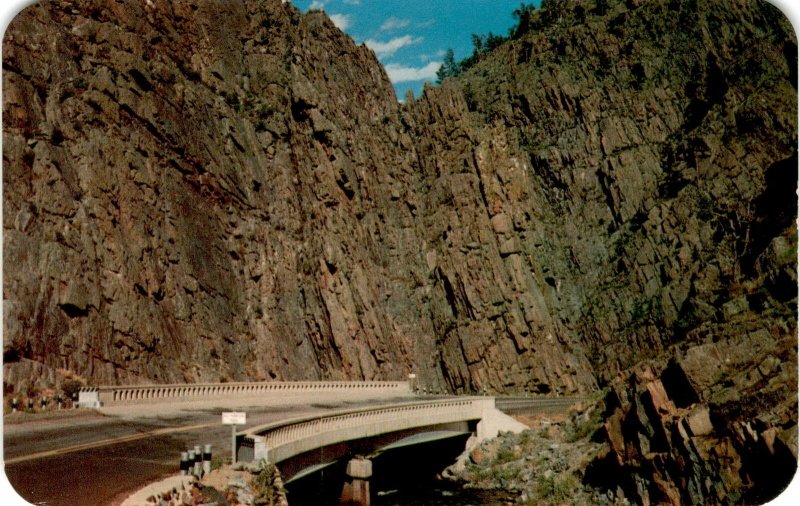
[
  {"left": 5, "top": 0, "right": 439, "bottom": 387},
  {"left": 3, "top": 0, "right": 796, "bottom": 401},
  {"left": 4, "top": 0, "right": 797, "bottom": 501}
]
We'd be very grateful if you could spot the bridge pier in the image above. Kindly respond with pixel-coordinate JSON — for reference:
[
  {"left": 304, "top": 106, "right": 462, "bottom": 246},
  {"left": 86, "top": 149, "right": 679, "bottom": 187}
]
[{"left": 340, "top": 457, "right": 372, "bottom": 506}]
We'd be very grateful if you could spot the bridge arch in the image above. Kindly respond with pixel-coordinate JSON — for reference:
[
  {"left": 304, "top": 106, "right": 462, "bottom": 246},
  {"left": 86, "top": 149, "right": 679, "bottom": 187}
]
[{"left": 236, "top": 397, "right": 526, "bottom": 471}]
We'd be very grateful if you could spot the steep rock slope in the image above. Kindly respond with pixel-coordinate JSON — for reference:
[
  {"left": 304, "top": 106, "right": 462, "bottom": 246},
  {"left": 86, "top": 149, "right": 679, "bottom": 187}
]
[
  {"left": 4, "top": 0, "right": 432, "bottom": 385},
  {"left": 4, "top": 0, "right": 797, "bottom": 501},
  {"left": 416, "top": 0, "right": 796, "bottom": 387},
  {"left": 3, "top": 0, "right": 603, "bottom": 394},
  {"left": 3, "top": 0, "right": 796, "bottom": 410},
  {"left": 409, "top": 0, "right": 797, "bottom": 502}
]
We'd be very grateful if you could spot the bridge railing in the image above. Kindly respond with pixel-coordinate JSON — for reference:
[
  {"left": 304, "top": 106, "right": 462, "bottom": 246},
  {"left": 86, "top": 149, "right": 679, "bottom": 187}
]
[
  {"left": 238, "top": 397, "right": 495, "bottom": 463},
  {"left": 77, "top": 381, "right": 412, "bottom": 408}
]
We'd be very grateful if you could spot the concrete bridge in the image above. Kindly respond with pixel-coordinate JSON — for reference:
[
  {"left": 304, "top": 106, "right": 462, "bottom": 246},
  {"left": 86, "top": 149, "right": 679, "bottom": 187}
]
[
  {"left": 236, "top": 397, "right": 519, "bottom": 464},
  {"left": 75, "top": 380, "right": 584, "bottom": 504},
  {"left": 18, "top": 379, "right": 585, "bottom": 506},
  {"left": 236, "top": 395, "right": 527, "bottom": 504}
]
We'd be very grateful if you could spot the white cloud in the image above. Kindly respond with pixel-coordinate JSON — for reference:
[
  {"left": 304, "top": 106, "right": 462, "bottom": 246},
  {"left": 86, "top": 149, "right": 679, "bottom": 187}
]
[
  {"left": 365, "top": 35, "right": 423, "bottom": 58},
  {"left": 329, "top": 13, "right": 351, "bottom": 30},
  {"left": 309, "top": 0, "right": 326, "bottom": 9},
  {"left": 384, "top": 61, "right": 441, "bottom": 83},
  {"left": 419, "top": 49, "right": 447, "bottom": 62},
  {"left": 380, "top": 16, "right": 410, "bottom": 31}
]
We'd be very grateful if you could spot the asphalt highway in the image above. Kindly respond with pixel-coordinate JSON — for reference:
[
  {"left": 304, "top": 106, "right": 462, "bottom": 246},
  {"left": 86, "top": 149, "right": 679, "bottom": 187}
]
[
  {"left": 2, "top": 395, "right": 582, "bottom": 505},
  {"left": 3, "top": 400, "right": 398, "bottom": 506}
]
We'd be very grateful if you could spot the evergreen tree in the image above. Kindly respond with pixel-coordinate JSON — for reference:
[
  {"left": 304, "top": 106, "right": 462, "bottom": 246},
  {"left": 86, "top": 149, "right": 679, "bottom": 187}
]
[
  {"left": 471, "top": 33, "right": 485, "bottom": 55},
  {"left": 435, "top": 2, "right": 537, "bottom": 85},
  {"left": 512, "top": 2, "right": 537, "bottom": 21},
  {"left": 485, "top": 32, "right": 506, "bottom": 52},
  {"left": 436, "top": 48, "right": 461, "bottom": 83}
]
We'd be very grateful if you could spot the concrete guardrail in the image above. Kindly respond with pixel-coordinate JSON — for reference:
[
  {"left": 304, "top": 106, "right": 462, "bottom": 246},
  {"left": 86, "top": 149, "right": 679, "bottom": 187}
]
[{"left": 76, "top": 380, "right": 412, "bottom": 408}]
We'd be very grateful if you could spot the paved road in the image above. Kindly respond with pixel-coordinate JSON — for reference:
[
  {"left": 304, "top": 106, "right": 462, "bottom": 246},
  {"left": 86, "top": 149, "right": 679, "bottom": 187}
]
[
  {"left": 4, "top": 399, "right": 414, "bottom": 506},
  {"left": 2, "top": 395, "right": 582, "bottom": 505}
]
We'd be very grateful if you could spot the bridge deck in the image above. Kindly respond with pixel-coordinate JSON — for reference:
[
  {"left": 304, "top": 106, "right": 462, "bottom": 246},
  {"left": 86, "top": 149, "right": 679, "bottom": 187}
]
[{"left": 239, "top": 397, "right": 495, "bottom": 463}]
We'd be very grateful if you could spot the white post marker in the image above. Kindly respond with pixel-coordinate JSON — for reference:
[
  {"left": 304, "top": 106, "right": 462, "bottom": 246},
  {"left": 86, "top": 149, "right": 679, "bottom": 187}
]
[
  {"left": 408, "top": 373, "right": 417, "bottom": 393},
  {"left": 222, "top": 412, "right": 246, "bottom": 464}
]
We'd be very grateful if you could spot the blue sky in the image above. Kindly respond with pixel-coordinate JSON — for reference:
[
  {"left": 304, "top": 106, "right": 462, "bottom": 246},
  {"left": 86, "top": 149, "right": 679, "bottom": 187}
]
[{"left": 290, "top": 0, "right": 540, "bottom": 99}]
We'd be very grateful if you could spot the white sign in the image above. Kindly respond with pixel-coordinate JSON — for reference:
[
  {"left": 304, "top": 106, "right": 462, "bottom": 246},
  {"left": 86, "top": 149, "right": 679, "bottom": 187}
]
[{"left": 222, "top": 412, "right": 246, "bottom": 425}]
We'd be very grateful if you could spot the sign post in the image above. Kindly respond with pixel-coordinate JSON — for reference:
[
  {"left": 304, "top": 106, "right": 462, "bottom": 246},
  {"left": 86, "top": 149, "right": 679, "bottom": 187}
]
[{"left": 222, "top": 412, "right": 246, "bottom": 464}]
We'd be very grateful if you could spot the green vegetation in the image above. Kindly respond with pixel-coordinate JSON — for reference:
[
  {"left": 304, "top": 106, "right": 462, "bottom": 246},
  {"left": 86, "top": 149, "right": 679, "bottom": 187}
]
[
  {"left": 469, "top": 461, "right": 521, "bottom": 485},
  {"left": 629, "top": 297, "right": 663, "bottom": 327},
  {"left": 565, "top": 409, "right": 602, "bottom": 443},
  {"left": 210, "top": 453, "right": 227, "bottom": 471},
  {"left": 436, "top": 3, "right": 537, "bottom": 83},
  {"left": 61, "top": 379, "right": 84, "bottom": 401},
  {"left": 535, "top": 473, "right": 579, "bottom": 503},
  {"left": 435, "top": 49, "right": 460, "bottom": 84},
  {"left": 249, "top": 459, "right": 286, "bottom": 505},
  {"left": 518, "top": 428, "right": 536, "bottom": 445},
  {"left": 224, "top": 91, "right": 241, "bottom": 111},
  {"left": 495, "top": 443, "right": 519, "bottom": 465}
]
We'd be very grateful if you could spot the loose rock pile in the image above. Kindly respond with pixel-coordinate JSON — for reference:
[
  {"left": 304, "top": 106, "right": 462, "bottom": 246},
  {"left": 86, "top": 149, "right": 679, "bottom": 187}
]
[
  {"left": 446, "top": 403, "right": 626, "bottom": 505},
  {"left": 199, "top": 461, "right": 288, "bottom": 506},
  {"left": 126, "top": 460, "right": 287, "bottom": 506}
]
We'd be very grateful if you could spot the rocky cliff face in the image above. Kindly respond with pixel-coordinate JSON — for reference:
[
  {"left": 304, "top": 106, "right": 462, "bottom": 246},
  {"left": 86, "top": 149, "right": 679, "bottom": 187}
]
[
  {"left": 426, "top": 0, "right": 796, "bottom": 385},
  {"left": 3, "top": 0, "right": 796, "bottom": 440},
  {"left": 4, "top": 0, "right": 796, "bottom": 501},
  {"left": 4, "top": 0, "right": 432, "bottom": 386},
  {"left": 408, "top": 0, "right": 798, "bottom": 500},
  {"left": 4, "top": 0, "right": 605, "bottom": 394}
]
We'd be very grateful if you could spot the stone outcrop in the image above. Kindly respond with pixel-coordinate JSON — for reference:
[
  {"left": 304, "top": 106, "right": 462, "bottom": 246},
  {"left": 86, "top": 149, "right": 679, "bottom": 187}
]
[
  {"left": 3, "top": 0, "right": 796, "bottom": 453},
  {"left": 445, "top": 404, "right": 608, "bottom": 505},
  {"left": 4, "top": 0, "right": 796, "bottom": 501},
  {"left": 587, "top": 317, "right": 797, "bottom": 504},
  {"left": 427, "top": 0, "right": 797, "bottom": 388},
  {"left": 3, "top": 0, "right": 608, "bottom": 394},
  {"left": 4, "top": 0, "right": 436, "bottom": 387}
]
